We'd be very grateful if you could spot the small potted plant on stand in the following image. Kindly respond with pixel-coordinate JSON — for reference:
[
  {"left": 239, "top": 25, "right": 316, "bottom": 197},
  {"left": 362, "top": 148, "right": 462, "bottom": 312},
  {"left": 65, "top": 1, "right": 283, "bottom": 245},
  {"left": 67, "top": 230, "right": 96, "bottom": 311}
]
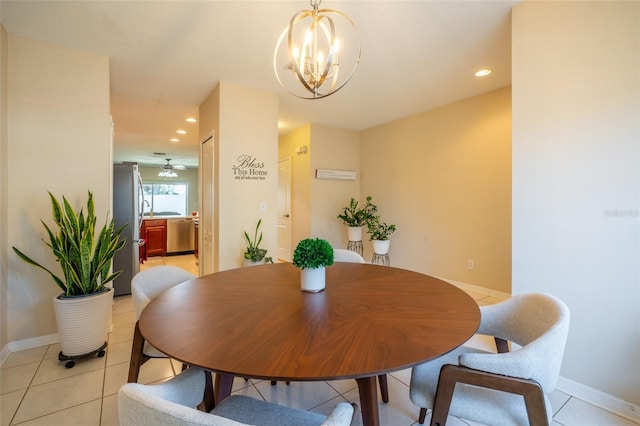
[
  {"left": 242, "top": 218, "right": 273, "bottom": 266},
  {"left": 12, "top": 191, "right": 126, "bottom": 368},
  {"left": 367, "top": 216, "right": 397, "bottom": 265},
  {"left": 337, "top": 196, "right": 377, "bottom": 255},
  {"left": 292, "top": 238, "right": 334, "bottom": 292}
]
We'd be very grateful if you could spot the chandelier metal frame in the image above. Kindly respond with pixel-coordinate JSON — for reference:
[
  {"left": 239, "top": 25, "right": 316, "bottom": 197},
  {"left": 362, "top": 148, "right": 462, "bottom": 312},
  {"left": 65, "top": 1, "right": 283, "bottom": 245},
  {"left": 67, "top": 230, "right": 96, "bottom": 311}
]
[{"left": 274, "top": 0, "right": 361, "bottom": 100}]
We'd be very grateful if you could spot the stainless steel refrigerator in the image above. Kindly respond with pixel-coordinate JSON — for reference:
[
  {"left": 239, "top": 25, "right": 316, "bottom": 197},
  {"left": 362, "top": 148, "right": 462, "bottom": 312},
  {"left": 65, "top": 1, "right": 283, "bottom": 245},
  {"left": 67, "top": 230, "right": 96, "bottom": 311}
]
[{"left": 112, "top": 162, "right": 145, "bottom": 296}]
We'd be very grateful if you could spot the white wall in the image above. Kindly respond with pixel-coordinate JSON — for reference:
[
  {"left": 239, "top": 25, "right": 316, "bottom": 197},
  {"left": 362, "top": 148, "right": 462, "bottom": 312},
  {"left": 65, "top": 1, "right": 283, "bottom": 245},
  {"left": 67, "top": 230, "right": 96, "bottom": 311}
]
[
  {"left": 278, "top": 124, "right": 360, "bottom": 251},
  {"left": 6, "top": 36, "right": 111, "bottom": 346},
  {"left": 200, "top": 82, "right": 279, "bottom": 271},
  {"left": 309, "top": 124, "right": 360, "bottom": 247},
  {"left": 360, "top": 88, "right": 512, "bottom": 291},
  {"left": 512, "top": 1, "right": 639, "bottom": 407}
]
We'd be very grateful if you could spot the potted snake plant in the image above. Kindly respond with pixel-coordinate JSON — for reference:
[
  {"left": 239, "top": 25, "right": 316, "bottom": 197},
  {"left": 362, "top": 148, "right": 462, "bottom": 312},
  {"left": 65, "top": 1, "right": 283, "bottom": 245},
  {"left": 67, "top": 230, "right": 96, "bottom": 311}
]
[
  {"left": 292, "top": 238, "right": 334, "bottom": 292},
  {"left": 12, "top": 191, "right": 126, "bottom": 367}
]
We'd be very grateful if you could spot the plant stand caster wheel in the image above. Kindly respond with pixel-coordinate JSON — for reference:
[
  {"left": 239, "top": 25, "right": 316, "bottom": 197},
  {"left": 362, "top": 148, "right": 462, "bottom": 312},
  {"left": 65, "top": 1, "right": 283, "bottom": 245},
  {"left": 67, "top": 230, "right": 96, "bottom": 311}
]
[{"left": 58, "top": 341, "right": 108, "bottom": 369}]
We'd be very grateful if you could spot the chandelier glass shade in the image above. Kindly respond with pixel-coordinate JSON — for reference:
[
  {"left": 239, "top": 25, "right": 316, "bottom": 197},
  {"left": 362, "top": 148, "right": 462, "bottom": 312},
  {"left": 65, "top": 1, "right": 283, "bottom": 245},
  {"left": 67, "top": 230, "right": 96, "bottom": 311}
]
[{"left": 274, "top": 0, "right": 360, "bottom": 99}]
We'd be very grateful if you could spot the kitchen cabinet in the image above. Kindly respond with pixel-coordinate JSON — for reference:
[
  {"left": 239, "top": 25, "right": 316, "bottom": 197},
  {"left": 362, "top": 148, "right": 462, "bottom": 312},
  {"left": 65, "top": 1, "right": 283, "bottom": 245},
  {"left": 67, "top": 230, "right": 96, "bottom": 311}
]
[{"left": 143, "top": 219, "right": 167, "bottom": 257}]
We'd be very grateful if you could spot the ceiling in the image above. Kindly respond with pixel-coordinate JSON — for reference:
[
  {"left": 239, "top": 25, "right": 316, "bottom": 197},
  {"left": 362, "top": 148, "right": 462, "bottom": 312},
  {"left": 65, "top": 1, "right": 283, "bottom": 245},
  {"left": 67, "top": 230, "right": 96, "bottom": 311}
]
[{"left": 1, "top": 0, "right": 518, "bottom": 168}]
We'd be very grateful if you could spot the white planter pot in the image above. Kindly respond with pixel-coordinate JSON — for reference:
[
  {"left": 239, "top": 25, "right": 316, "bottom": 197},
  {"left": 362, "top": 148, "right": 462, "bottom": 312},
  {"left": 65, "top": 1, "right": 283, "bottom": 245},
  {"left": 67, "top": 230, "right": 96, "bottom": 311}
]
[
  {"left": 300, "top": 267, "right": 326, "bottom": 292},
  {"left": 242, "top": 258, "right": 265, "bottom": 267},
  {"left": 347, "top": 226, "right": 363, "bottom": 242},
  {"left": 372, "top": 240, "right": 390, "bottom": 255},
  {"left": 53, "top": 287, "right": 113, "bottom": 357}
]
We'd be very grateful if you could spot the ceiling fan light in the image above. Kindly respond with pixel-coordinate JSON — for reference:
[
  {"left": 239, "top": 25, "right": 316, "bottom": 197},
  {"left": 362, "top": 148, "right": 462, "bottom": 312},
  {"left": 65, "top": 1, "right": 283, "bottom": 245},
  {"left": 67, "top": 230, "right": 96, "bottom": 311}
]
[
  {"left": 159, "top": 159, "right": 179, "bottom": 178},
  {"left": 158, "top": 169, "right": 178, "bottom": 178}
]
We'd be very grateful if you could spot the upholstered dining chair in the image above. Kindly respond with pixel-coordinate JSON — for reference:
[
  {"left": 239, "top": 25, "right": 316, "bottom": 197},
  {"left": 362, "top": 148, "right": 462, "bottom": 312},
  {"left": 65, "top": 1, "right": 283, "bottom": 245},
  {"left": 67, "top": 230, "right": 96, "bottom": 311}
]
[
  {"left": 128, "top": 266, "right": 196, "bottom": 383},
  {"left": 119, "top": 367, "right": 357, "bottom": 426},
  {"left": 333, "top": 248, "right": 366, "bottom": 263},
  {"left": 410, "top": 292, "right": 570, "bottom": 426}
]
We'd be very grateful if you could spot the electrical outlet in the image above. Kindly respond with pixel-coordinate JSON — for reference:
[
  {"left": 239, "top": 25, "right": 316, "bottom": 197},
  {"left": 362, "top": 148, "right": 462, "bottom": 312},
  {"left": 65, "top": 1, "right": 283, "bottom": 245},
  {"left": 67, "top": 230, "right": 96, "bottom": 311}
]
[
  {"left": 259, "top": 201, "right": 266, "bottom": 212},
  {"left": 467, "top": 260, "right": 474, "bottom": 270}
]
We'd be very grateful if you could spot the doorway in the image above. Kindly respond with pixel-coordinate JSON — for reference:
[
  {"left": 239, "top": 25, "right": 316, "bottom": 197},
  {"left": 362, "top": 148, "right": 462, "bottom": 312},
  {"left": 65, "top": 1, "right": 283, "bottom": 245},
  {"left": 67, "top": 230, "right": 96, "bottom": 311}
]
[
  {"left": 277, "top": 157, "right": 292, "bottom": 261},
  {"left": 200, "top": 132, "right": 215, "bottom": 274}
]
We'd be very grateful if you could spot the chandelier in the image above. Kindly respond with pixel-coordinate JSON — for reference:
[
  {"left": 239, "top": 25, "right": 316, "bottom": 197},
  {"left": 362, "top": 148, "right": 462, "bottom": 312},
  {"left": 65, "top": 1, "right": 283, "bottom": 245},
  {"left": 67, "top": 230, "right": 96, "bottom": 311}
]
[{"left": 274, "top": 0, "right": 361, "bottom": 99}]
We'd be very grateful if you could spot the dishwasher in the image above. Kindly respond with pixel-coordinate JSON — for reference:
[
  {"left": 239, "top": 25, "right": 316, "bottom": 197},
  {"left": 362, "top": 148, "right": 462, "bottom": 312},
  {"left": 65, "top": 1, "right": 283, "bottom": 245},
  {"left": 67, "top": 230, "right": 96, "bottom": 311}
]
[{"left": 166, "top": 217, "right": 195, "bottom": 254}]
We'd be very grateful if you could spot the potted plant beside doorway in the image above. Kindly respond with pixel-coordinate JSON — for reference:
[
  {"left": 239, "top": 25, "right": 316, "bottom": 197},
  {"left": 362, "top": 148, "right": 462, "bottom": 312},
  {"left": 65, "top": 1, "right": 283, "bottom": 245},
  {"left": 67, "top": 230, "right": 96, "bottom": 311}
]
[
  {"left": 12, "top": 191, "right": 126, "bottom": 368},
  {"left": 242, "top": 218, "right": 273, "bottom": 266}
]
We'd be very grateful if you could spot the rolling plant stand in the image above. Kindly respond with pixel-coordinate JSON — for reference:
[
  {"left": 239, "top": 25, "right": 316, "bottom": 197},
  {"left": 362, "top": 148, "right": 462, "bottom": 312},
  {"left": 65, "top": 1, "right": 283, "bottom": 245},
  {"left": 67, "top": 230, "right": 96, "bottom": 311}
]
[{"left": 58, "top": 341, "right": 107, "bottom": 369}]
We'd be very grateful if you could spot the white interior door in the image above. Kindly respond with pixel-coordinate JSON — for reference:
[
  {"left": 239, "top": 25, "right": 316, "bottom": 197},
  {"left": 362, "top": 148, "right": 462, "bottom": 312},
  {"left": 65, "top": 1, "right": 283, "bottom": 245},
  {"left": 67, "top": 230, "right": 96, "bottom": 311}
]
[
  {"left": 277, "top": 157, "right": 292, "bottom": 261},
  {"left": 200, "top": 133, "right": 215, "bottom": 275}
]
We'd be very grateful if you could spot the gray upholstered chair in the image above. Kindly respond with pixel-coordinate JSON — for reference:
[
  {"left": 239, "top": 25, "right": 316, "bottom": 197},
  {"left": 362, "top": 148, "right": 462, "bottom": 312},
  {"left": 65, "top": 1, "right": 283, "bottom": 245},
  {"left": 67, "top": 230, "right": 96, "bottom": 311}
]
[
  {"left": 118, "top": 367, "right": 356, "bottom": 426},
  {"left": 128, "top": 266, "right": 196, "bottom": 383},
  {"left": 410, "top": 292, "right": 570, "bottom": 426},
  {"left": 333, "top": 248, "right": 366, "bottom": 263}
]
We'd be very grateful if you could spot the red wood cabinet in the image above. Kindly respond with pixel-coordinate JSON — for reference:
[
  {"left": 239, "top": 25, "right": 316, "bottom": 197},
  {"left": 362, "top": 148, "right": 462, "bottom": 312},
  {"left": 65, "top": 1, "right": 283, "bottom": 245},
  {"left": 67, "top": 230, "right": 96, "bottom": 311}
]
[{"left": 143, "top": 219, "right": 167, "bottom": 257}]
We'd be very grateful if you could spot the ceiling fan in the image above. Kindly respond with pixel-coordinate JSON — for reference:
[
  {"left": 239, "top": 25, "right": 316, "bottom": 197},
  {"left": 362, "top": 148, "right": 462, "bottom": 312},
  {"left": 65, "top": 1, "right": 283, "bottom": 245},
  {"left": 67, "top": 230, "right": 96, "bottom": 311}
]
[{"left": 158, "top": 158, "right": 186, "bottom": 177}]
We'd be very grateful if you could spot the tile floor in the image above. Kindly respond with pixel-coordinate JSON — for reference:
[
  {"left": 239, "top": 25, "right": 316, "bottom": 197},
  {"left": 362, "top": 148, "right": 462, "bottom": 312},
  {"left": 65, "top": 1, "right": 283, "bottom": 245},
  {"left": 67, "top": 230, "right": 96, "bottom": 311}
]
[{"left": 2, "top": 255, "right": 638, "bottom": 426}]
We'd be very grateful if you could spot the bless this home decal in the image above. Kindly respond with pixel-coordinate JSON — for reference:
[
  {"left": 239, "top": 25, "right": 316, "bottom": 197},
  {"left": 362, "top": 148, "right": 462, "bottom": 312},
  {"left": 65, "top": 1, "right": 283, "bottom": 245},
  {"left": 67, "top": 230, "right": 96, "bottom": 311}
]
[{"left": 232, "top": 155, "right": 268, "bottom": 181}]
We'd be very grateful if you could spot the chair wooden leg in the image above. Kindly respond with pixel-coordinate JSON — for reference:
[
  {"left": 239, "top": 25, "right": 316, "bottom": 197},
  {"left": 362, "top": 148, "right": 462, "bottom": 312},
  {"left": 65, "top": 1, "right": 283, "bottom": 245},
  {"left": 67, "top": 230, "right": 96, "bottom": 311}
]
[
  {"left": 430, "top": 365, "right": 458, "bottom": 426},
  {"left": 494, "top": 337, "right": 510, "bottom": 354},
  {"left": 418, "top": 407, "right": 428, "bottom": 424},
  {"left": 128, "top": 321, "right": 149, "bottom": 383},
  {"left": 270, "top": 380, "right": 291, "bottom": 385},
  {"left": 378, "top": 374, "right": 389, "bottom": 403}
]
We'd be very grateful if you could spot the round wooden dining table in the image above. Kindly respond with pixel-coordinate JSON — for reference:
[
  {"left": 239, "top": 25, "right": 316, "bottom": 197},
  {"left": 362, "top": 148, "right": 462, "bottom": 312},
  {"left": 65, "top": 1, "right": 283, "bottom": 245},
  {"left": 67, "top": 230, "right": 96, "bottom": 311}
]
[{"left": 138, "top": 262, "right": 480, "bottom": 426}]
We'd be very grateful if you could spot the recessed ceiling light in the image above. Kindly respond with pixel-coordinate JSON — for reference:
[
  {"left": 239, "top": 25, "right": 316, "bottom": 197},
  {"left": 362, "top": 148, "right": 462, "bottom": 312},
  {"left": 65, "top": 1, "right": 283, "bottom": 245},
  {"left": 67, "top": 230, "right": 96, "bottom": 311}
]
[
  {"left": 475, "top": 68, "right": 493, "bottom": 77},
  {"left": 185, "top": 117, "right": 197, "bottom": 123},
  {"left": 176, "top": 130, "right": 187, "bottom": 134},
  {"left": 170, "top": 138, "right": 180, "bottom": 142}
]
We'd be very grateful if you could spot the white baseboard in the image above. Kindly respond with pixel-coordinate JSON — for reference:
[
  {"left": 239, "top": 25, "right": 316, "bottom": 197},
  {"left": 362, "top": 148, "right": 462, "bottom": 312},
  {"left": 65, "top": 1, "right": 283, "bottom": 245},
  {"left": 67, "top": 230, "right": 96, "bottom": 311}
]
[
  {"left": 557, "top": 376, "right": 640, "bottom": 424},
  {"left": 6, "top": 333, "right": 59, "bottom": 354},
  {"left": 437, "top": 277, "right": 511, "bottom": 301}
]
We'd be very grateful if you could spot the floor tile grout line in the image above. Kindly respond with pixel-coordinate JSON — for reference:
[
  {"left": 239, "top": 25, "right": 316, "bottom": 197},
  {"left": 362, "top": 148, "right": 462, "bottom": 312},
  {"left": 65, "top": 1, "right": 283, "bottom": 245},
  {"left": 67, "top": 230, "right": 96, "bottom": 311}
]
[{"left": 8, "top": 347, "right": 48, "bottom": 425}]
